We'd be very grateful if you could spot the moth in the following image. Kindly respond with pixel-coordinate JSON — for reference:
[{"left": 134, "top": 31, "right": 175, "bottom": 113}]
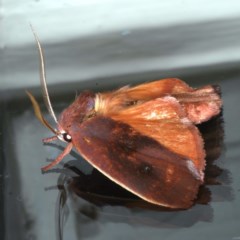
[{"left": 27, "top": 29, "right": 222, "bottom": 209}]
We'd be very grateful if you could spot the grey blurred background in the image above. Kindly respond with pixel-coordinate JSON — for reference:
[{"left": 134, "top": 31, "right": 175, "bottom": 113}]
[{"left": 1, "top": 0, "right": 240, "bottom": 90}]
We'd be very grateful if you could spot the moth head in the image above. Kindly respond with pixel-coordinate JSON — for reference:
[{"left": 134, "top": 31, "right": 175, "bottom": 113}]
[{"left": 57, "top": 91, "right": 96, "bottom": 129}]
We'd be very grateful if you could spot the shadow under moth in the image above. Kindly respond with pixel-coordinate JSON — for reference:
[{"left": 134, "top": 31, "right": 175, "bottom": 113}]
[{"left": 27, "top": 29, "right": 222, "bottom": 209}]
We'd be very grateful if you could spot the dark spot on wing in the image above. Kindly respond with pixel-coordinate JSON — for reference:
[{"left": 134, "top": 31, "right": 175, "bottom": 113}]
[
  {"left": 139, "top": 163, "right": 153, "bottom": 175},
  {"left": 125, "top": 100, "right": 138, "bottom": 107}
]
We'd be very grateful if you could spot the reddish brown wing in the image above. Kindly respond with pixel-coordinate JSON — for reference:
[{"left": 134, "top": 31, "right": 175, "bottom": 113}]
[
  {"left": 110, "top": 96, "right": 206, "bottom": 173},
  {"left": 124, "top": 78, "right": 192, "bottom": 99},
  {"left": 69, "top": 116, "right": 203, "bottom": 209},
  {"left": 96, "top": 78, "right": 192, "bottom": 115},
  {"left": 96, "top": 78, "right": 222, "bottom": 124}
]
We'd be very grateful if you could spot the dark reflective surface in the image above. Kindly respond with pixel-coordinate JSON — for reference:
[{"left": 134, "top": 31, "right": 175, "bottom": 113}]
[
  {"left": 1, "top": 28, "right": 240, "bottom": 240},
  {"left": 1, "top": 72, "right": 239, "bottom": 240}
]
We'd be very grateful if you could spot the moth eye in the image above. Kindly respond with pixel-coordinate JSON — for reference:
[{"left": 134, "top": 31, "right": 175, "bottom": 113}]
[{"left": 62, "top": 133, "right": 72, "bottom": 142}]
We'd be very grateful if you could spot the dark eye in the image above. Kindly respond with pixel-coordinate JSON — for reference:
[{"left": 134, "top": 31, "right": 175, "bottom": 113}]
[{"left": 62, "top": 133, "right": 72, "bottom": 142}]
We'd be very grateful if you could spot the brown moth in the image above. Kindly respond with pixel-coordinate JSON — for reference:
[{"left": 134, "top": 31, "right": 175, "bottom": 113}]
[{"left": 27, "top": 28, "right": 222, "bottom": 209}]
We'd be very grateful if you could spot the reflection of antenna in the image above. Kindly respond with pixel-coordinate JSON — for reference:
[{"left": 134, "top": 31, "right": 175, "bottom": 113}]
[{"left": 30, "top": 24, "right": 58, "bottom": 124}]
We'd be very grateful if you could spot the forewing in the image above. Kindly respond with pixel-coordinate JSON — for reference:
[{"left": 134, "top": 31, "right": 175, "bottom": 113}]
[{"left": 70, "top": 116, "right": 203, "bottom": 209}]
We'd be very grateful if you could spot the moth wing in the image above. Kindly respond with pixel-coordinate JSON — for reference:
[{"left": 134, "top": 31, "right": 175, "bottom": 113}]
[
  {"left": 96, "top": 78, "right": 221, "bottom": 124},
  {"left": 123, "top": 78, "right": 192, "bottom": 100},
  {"left": 70, "top": 115, "right": 203, "bottom": 209},
  {"left": 96, "top": 78, "right": 193, "bottom": 115},
  {"left": 110, "top": 96, "right": 206, "bottom": 173}
]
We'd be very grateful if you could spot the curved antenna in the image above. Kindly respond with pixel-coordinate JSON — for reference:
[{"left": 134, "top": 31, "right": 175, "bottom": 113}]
[
  {"left": 30, "top": 24, "right": 58, "bottom": 124},
  {"left": 26, "top": 91, "right": 57, "bottom": 135}
]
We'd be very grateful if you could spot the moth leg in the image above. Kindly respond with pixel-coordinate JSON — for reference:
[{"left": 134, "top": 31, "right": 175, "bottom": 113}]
[
  {"left": 41, "top": 143, "right": 73, "bottom": 171},
  {"left": 42, "top": 135, "right": 58, "bottom": 143}
]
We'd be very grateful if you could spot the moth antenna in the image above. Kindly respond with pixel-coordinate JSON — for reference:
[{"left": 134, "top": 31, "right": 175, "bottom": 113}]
[
  {"left": 26, "top": 91, "right": 58, "bottom": 135},
  {"left": 30, "top": 24, "right": 58, "bottom": 124}
]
